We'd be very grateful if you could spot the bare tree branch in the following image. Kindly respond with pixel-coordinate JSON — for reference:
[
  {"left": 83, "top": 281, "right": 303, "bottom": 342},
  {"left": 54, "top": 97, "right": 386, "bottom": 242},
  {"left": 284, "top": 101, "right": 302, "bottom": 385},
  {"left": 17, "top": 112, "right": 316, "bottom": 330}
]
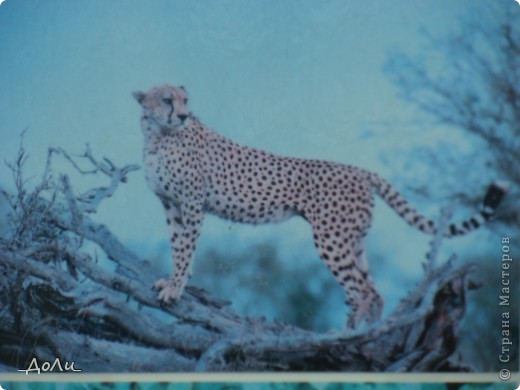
[{"left": 0, "top": 143, "right": 479, "bottom": 372}]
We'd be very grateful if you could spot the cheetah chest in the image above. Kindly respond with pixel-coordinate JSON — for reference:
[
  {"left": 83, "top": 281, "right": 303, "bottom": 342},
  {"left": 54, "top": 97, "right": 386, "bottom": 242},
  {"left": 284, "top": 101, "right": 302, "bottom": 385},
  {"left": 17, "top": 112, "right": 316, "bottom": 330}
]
[{"left": 143, "top": 140, "right": 200, "bottom": 203}]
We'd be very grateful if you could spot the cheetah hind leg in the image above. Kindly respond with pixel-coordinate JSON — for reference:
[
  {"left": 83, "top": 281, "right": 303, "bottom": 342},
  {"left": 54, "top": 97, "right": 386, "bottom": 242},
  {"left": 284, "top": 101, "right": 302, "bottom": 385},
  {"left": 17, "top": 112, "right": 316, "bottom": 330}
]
[
  {"left": 346, "top": 284, "right": 384, "bottom": 329},
  {"left": 307, "top": 215, "right": 384, "bottom": 329},
  {"left": 347, "top": 247, "right": 384, "bottom": 328}
]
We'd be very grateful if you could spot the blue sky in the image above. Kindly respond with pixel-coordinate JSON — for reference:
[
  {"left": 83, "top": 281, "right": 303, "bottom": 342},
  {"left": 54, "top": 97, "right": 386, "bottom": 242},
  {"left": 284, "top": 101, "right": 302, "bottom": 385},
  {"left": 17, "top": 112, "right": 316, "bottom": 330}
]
[{"left": 0, "top": 0, "right": 515, "bottom": 326}]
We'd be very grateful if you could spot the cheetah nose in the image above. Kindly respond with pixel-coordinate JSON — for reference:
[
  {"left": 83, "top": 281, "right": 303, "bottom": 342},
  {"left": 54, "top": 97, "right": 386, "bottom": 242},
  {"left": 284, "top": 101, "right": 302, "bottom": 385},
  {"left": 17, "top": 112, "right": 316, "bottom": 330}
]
[{"left": 177, "top": 114, "right": 188, "bottom": 122}]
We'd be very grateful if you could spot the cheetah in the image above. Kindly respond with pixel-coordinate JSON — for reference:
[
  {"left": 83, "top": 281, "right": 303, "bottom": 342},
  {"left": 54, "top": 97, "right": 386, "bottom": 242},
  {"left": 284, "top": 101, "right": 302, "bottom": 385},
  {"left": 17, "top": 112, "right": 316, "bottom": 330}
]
[{"left": 132, "top": 84, "right": 507, "bottom": 329}]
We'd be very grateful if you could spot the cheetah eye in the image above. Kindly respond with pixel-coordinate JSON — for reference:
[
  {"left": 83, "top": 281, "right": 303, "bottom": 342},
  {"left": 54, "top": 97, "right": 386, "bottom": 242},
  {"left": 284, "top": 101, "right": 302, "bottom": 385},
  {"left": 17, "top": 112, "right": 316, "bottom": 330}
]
[{"left": 162, "top": 98, "right": 173, "bottom": 105}]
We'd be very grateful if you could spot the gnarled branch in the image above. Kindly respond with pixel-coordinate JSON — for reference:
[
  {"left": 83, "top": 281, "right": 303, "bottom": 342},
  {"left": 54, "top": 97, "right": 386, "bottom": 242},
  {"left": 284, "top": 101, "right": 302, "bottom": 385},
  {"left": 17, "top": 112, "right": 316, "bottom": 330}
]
[{"left": 0, "top": 143, "right": 477, "bottom": 372}]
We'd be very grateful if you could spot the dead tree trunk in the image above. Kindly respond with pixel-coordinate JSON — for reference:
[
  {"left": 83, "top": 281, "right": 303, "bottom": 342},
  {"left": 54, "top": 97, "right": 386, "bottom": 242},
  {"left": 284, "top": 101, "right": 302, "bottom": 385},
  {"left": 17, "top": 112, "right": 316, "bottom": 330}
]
[{"left": 0, "top": 141, "right": 477, "bottom": 372}]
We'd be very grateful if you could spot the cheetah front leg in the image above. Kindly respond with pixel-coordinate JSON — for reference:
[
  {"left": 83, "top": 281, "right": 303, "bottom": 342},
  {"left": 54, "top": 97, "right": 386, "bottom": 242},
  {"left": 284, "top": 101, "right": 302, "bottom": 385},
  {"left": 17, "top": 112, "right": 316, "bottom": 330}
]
[{"left": 153, "top": 200, "right": 204, "bottom": 304}]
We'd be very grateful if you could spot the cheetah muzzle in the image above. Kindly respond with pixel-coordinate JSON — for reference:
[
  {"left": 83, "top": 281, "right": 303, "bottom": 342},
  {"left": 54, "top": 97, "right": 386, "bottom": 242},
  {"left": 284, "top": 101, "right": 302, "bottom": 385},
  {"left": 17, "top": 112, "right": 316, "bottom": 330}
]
[{"left": 133, "top": 84, "right": 508, "bottom": 329}]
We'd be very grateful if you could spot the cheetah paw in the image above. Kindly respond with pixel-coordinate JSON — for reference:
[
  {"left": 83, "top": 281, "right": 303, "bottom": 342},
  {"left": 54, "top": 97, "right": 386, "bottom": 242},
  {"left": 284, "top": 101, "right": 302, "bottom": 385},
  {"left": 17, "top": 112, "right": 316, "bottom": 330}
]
[{"left": 153, "top": 278, "right": 183, "bottom": 304}]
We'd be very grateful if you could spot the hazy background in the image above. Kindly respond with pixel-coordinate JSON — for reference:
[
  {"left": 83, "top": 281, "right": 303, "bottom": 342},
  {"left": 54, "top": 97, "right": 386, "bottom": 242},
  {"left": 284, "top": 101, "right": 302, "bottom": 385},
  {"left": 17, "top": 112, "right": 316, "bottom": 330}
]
[{"left": 0, "top": 0, "right": 518, "bottom": 370}]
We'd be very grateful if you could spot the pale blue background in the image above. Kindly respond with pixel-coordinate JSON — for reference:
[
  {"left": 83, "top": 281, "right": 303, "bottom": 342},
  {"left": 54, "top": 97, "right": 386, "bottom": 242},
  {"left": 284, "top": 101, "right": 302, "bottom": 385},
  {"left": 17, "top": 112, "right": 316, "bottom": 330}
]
[{"left": 0, "top": 0, "right": 514, "bottom": 334}]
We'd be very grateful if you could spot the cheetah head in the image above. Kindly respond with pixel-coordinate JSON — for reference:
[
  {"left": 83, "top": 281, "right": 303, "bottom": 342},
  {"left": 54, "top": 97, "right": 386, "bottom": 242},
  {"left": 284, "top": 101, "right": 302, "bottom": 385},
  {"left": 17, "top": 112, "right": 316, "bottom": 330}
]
[{"left": 133, "top": 84, "right": 191, "bottom": 133}]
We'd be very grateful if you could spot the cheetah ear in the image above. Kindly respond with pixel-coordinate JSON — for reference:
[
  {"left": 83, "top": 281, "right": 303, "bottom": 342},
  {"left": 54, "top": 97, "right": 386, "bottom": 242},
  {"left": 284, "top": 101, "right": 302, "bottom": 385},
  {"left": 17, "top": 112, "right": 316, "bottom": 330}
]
[
  {"left": 132, "top": 91, "right": 146, "bottom": 105},
  {"left": 179, "top": 85, "right": 186, "bottom": 91}
]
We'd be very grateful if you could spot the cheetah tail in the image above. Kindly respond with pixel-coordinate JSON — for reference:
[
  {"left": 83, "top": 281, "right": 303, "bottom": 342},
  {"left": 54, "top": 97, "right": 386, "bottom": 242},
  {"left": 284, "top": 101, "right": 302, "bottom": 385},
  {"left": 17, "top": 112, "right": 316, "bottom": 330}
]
[{"left": 369, "top": 173, "right": 508, "bottom": 237}]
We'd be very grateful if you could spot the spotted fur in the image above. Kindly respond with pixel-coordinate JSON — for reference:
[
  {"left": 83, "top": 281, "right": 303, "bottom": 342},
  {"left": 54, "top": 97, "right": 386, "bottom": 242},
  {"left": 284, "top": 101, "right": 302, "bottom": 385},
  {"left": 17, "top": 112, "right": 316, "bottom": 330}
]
[{"left": 133, "top": 84, "right": 507, "bottom": 329}]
